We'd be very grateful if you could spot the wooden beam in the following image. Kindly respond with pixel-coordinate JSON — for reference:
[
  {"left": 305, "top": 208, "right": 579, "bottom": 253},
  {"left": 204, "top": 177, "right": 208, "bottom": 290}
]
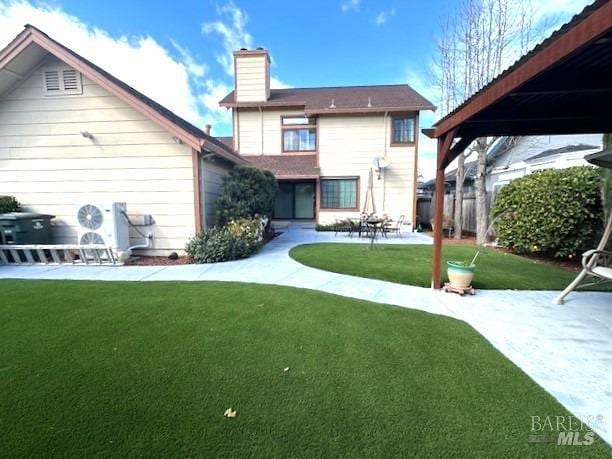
[
  {"left": 443, "top": 135, "right": 475, "bottom": 170},
  {"left": 461, "top": 120, "right": 612, "bottom": 138},
  {"left": 431, "top": 130, "right": 456, "bottom": 289}
]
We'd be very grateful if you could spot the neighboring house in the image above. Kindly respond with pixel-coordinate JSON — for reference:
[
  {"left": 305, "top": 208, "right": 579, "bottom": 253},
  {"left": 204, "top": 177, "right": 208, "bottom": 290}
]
[
  {"left": 0, "top": 26, "right": 243, "bottom": 255},
  {"left": 218, "top": 49, "right": 435, "bottom": 226},
  {"left": 486, "top": 134, "right": 602, "bottom": 193},
  {"left": 419, "top": 134, "right": 602, "bottom": 196}
]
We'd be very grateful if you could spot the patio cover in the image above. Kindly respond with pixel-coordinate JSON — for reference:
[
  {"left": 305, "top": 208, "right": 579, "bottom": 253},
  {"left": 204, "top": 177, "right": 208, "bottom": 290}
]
[{"left": 423, "top": 0, "right": 612, "bottom": 288}]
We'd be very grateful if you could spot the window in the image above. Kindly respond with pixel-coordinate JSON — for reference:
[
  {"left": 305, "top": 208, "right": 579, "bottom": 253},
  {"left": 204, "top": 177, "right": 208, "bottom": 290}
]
[
  {"left": 391, "top": 115, "right": 416, "bottom": 145},
  {"left": 43, "top": 68, "right": 82, "bottom": 96},
  {"left": 320, "top": 178, "right": 358, "bottom": 209},
  {"left": 282, "top": 116, "right": 317, "bottom": 152}
]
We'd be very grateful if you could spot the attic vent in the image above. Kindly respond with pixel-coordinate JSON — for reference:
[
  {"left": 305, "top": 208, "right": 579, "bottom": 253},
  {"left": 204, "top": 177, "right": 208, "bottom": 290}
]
[{"left": 43, "top": 68, "right": 82, "bottom": 95}]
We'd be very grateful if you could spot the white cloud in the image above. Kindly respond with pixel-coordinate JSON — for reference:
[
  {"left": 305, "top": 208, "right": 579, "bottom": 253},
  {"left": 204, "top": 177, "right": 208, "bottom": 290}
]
[
  {"left": 374, "top": 9, "right": 395, "bottom": 26},
  {"left": 202, "top": 1, "right": 253, "bottom": 76},
  {"left": 0, "top": 0, "right": 208, "bottom": 129},
  {"left": 202, "top": 2, "right": 288, "bottom": 89},
  {"left": 341, "top": 0, "right": 360, "bottom": 13}
]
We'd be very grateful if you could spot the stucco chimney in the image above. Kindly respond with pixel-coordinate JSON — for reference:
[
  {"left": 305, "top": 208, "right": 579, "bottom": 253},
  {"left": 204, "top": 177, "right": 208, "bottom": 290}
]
[
  {"left": 232, "top": 48, "right": 270, "bottom": 103},
  {"left": 204, "top": 124, "right": 211, "bottom": 135}
]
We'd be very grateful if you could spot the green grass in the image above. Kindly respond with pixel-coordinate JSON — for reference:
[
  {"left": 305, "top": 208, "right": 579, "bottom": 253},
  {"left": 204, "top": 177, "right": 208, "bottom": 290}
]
[
  {"left": 0, "top": 280, "right": 608, "bottom": 456},
  {"left": 289, "top": 243, "right": 612, "bottom": 290}
]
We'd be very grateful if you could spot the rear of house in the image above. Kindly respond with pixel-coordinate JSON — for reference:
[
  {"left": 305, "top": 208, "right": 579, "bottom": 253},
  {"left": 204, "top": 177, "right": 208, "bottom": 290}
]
[
  {"left": 0, "top": 26, "right": 243, "bottom": 255},
  {"left": 219, "top": 49, "right": 435, "bottom": 227}
]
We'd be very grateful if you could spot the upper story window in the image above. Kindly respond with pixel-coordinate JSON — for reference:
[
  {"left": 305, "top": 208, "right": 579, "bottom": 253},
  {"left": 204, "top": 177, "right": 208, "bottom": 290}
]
[
  {"left": 391, "top": 115, "right": 416, "bottom": 145},
  {"left": 43, "top": 67, "right": 83, "bottom": 96},
  {"left": 282, "top": 116, "right": 317, "bottom": 152}
]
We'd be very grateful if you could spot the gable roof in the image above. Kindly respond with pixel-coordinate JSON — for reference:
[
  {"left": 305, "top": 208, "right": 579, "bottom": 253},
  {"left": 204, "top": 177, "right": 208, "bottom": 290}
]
[
  {"left": 220, "top": 84, "right": 436, "bottom": 114},
  {"left": 0, "top": 25, "right": 244, "bottom": 164},
  {"left": 526, "top": 144, "right": 600, "bottom": 161}
]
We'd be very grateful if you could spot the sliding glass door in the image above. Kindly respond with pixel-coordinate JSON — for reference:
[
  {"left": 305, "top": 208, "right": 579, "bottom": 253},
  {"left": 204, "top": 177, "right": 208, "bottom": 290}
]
[{"left": 273, "top": 181, "right": 315, "bottom": 219}]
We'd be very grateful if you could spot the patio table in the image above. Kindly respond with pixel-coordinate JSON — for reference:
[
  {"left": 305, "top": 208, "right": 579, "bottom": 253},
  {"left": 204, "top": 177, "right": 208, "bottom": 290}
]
[{"left": 366, "top": 219, "right": 385, "bottom": 248}]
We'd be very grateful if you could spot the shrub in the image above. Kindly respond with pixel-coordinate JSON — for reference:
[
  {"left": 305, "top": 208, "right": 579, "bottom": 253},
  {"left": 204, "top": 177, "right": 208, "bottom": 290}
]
[
  {"left": 215, "top": 166, "right": 278, "bottom": 226},
  {"left": 316, "top": 220, "right": 353, "bottom": 232},
  {"left": 0, "top": 196, "right": 21, "bottom": 214},
  {"left": 492, "top": 166, "right": 603, "bottom": 258},
  {"left": 225, "top": 217, "right": 265, "bottom": 251},
  {"left": 185, "top": 217, "right": 265, "bottom": 263}
]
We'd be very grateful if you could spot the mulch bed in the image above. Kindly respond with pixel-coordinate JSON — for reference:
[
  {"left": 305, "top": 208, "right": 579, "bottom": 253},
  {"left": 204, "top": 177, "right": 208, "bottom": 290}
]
[
  {"left": 424, "top": 231, "right": 583, "bottom": 273},
  {"left": 124, "top": 255, "right": 191, "bottom": 266}
]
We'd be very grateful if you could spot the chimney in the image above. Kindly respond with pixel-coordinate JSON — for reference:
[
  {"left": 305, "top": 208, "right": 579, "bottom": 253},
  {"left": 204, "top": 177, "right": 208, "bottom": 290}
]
[
  {"left": 204, "top": 124, "right": 211, "bottom": 135},
  {"left": 232, "top": 48, "right": 270, "bottom": 103}
]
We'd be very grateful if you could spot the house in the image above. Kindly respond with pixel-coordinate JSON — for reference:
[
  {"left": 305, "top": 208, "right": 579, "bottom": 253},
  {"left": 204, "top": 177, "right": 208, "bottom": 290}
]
[
  {"left": 419, "top": 134, "right": 602, "bottom": 196},
  {"left": 0, "top": 25, "right": 244, "bottom": 255},
  {"left": 486, "top": 134, "right": 602, "bottom": 193},
  {"left": 218, "top": 49, "right": 435, "bottom": 226}
]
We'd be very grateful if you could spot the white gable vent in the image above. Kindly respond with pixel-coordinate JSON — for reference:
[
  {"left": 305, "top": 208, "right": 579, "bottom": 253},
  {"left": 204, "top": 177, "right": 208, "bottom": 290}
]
[{"left": 43, "top": 68, "right": 82, "bottom": 95}]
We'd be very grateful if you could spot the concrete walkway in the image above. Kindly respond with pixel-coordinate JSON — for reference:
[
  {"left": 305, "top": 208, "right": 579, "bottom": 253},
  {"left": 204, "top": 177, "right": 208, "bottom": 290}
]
[{"left": 1, "top": 225, "right": 610, "bottom": 444}]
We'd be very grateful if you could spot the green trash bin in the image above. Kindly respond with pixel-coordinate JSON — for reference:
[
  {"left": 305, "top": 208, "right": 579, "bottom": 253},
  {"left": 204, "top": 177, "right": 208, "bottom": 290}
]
[{"left": 0, "top": 212, "right": 55, "bottom": 245}]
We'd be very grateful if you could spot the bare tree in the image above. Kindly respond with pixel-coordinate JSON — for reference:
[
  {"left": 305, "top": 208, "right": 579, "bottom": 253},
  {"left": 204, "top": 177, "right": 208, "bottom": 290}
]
[{"left": 432, "top": 0, "right": 535, "bottom": 243}]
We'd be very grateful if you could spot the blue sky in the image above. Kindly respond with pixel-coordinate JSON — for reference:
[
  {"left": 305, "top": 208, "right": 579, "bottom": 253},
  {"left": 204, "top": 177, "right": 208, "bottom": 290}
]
[
  {"left": 0, "top": 0, "right": 591, "bottom": 177},
  {"left": 58, "top": 0, "right": 448, "bottom": 87}
]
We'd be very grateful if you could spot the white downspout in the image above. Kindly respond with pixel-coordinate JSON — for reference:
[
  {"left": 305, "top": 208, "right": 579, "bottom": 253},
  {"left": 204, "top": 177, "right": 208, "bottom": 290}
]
[
  {"left": 259, "top": 107, "right": 264, "bottom": 155},
  {"left": 382, "top": 111, "right": 388, "bottom": 212}
]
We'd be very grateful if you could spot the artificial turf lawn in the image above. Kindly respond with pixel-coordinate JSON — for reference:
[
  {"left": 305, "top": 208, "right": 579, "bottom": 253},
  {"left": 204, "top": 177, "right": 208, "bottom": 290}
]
[
  {"left": 1, "top": 280, "right": 608, "bottom": 456},
  {"left": 289, "top": 243, "right": 612, "bottom": 291}
]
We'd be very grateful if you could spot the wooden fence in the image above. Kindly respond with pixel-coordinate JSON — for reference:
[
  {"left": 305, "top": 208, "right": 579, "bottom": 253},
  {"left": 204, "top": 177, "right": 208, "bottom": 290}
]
[{"left": 417, "top": 192, "right": 492, "bottom": 233}]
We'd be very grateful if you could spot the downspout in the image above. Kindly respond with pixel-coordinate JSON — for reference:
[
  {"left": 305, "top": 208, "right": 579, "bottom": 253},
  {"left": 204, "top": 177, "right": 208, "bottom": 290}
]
[
  {"left": 259, "top": 107, "right": 264, "bottom": 155},
  {"left": 382, "top": 111, "right": 388, "bottom": 212}
]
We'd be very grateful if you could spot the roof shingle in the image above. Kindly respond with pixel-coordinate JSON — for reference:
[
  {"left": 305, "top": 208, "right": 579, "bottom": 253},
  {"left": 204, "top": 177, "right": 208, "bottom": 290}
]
[
  {"left": 243, "top": 155, "right": 319, "bottom": 179},
  {"left": 220, "top": 84, "right": 435, "bottom": 113}
]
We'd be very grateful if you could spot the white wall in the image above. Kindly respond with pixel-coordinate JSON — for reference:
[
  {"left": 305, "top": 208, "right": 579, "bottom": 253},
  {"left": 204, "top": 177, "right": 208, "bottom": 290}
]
[{"left": 0, "top": 54, "right": 197, "bottom": 255}]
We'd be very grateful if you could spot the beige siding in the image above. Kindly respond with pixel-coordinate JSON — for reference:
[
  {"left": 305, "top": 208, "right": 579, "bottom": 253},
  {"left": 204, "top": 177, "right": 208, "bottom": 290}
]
[
  {"left": 235, "top": 55, "right": 268, "bottom": 102},
  {"left": 317, "top": 114, "right": 416, "bottom": 225},
  {"left": 235, "top": 108, "right": 417, "bottom": 225},
  {"left": 200, "top": 158, "right": 228, "bottom": 228},
  {"left": 237, "top": 108, "right": 305, "bottom": 155},
  {"left": 0, "top": 55, "right": 196, "bottom": 255}
]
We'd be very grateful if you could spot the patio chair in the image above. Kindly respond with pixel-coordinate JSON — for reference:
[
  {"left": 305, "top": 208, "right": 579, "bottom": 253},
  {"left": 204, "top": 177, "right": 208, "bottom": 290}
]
[
  {"left": 430, "top": 215, "right": 454, "bottom": 238},
  {"left": 359, "top": 213, "right": 372, "bottom": 238},
  {"left": 383, "top": 215, "right": 405, "bottom": 237}
]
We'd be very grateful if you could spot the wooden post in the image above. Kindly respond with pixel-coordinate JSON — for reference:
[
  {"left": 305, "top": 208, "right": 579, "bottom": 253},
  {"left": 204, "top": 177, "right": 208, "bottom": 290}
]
[
  {"left": 431, "top": 140, "right": 445, "bottom": 288},
  {"left": 431, "top": 132, "right": 455, "bottom": 288}
]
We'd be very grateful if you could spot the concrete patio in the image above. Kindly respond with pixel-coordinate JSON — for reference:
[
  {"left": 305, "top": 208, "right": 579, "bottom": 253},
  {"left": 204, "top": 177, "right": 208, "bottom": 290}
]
[{"left": 1, "top": 224, "right": 610, "bottom": 444}]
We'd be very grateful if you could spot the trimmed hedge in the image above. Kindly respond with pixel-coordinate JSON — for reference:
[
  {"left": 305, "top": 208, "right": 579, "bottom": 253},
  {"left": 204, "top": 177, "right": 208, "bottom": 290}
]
[
  {"left": 0, "top": 196, "right": 21, "bottom": 214},
  {"left": 215, "top": 166, "right": 278, "bottom": 226},
  {"left": 492, "top": 167, "right": 603, "bottom": 258}
]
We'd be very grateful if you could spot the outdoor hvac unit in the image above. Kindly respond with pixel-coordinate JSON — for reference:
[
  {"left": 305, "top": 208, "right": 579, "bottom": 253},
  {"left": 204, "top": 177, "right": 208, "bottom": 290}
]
[{"left": 76, "top": 202, "right": 129, "bottom": 252}]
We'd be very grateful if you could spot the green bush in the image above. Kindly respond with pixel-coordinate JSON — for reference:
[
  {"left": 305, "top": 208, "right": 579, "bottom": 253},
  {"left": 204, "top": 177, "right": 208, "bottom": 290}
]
[
  {"left": 185, "top": 217, "right": 265, "bottom": 263},
  {"left": 492, "top": 167, "right": 603, "bottom": 258},
  {"left": 0, "top": 196, "right": 21, "bottom": 214},
  {"left": 215, "top": 166, "right": 278, "bottom": 226}
]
